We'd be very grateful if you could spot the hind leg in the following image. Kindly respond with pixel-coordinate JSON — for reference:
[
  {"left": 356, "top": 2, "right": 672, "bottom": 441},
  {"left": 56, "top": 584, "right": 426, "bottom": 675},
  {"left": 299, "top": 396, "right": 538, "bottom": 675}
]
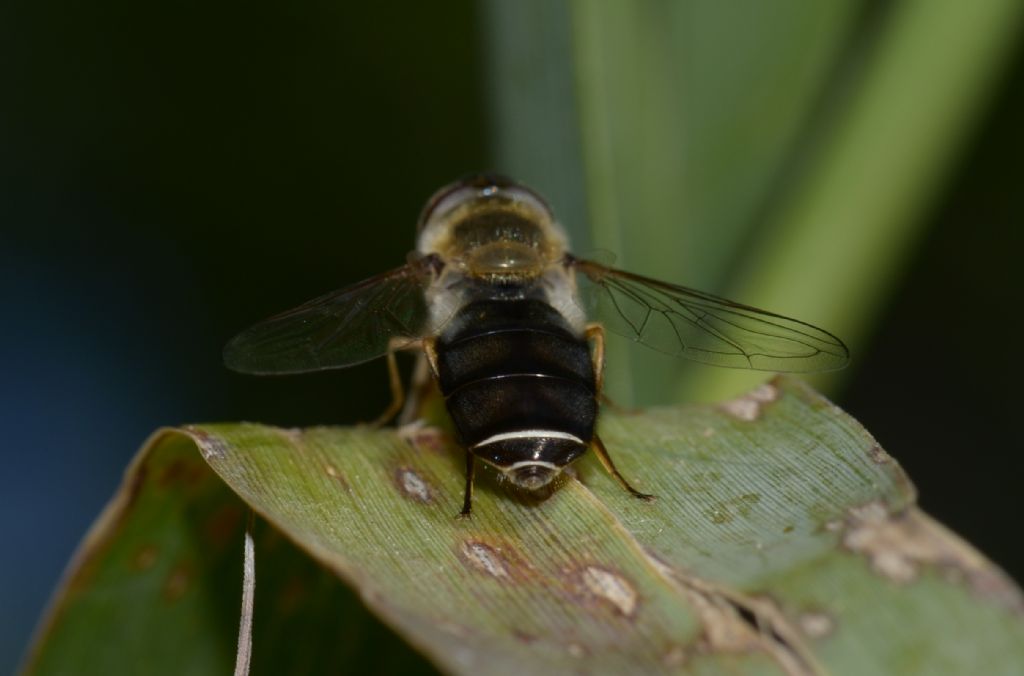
[
  {"left": 591, "top": 434, "right": 655, "bottom": 501},
  {"left": 585, "top": 324, "right": 654, "bottom": 501}
]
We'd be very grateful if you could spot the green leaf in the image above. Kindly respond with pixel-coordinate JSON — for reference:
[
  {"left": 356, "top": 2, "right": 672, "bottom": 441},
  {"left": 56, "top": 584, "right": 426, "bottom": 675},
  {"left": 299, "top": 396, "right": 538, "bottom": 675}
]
[
  {"left": 23, "top": 433, "right": 438, "bottom": 675},
  {"left": 483, "top": 1, "right": 1024, "bottom": 406},
  {"left": 25, "top": 378, "right": 1024, "bottom": 674}
]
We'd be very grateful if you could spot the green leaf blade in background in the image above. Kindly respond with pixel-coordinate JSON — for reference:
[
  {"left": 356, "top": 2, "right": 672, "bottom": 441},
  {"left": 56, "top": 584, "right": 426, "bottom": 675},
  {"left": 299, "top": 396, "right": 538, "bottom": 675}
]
[
  {"left": 487, "top": 0, "right": 863, "bottom": 406},
  {"left": 484, "top": 0, "right": 1024, "bottom": 406},
  {"left": 683, "top": 0, "right": 1024, "bottom": 403},
  {"left": 26, "top": 378, "right": 1024, "bottom": 675}
]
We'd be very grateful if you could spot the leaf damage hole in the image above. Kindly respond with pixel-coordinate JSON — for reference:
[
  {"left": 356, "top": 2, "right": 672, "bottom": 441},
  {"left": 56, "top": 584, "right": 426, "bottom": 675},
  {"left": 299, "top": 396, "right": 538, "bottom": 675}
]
[
  {"left": 394, "top": 467, "right": 433, "bottom": 503},
  {"left": 673, "top": 575, "right": 819, "bottom": 676},
  {"left": 733, "top": 601, "right": 794, "bottom": 654},
  {"left": 720, "top": 382, "right": 779, "bottom": 421},
  {"left": 841, "top": 501, "right": 1024, "bottom": 615}
]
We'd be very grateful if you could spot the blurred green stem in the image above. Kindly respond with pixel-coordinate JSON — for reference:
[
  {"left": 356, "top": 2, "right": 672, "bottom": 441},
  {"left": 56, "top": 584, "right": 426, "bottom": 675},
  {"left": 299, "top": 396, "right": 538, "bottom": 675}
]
[{"left": 682, "top": 0, "right": 1024, "bottom": 402}]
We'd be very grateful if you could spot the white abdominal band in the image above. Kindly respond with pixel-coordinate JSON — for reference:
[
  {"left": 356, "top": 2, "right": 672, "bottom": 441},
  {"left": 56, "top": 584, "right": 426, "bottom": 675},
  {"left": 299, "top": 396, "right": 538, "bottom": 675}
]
[{"left": 472, "top": 430, "right": 584, "bottom": 448}]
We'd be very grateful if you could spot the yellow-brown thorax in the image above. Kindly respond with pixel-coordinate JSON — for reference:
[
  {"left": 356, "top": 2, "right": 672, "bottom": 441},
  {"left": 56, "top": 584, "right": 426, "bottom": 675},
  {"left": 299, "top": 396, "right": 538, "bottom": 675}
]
[{"left": 416, "top": 179, "right": 569, "bottom": 281}]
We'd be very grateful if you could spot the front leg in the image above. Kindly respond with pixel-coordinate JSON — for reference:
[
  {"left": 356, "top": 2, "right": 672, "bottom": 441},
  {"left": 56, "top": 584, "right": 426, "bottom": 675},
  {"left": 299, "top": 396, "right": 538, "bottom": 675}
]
[{"left": 369, "top": 337, "right": 421, "bottom": 427}]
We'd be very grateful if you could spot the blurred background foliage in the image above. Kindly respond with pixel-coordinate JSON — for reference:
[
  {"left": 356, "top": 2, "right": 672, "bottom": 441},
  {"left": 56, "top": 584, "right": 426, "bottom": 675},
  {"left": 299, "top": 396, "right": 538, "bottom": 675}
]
[{"left": 2, "top": 0, "right": 1022, "bottom": 670}]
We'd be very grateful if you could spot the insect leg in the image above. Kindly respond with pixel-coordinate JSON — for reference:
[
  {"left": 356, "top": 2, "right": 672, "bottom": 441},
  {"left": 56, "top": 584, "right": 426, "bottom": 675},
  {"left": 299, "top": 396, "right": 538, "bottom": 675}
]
[
  {"left": 396, "top": 338, "right": 441, "bottom": 425},
  {"left": 421, "top": 336, "right": 440, "bottom": 379},
  {"left": 585, "top": 323, "right": 633, "bottom": 411},
  {"left": 591, "top": 434, "right": 656, "bottom": 501},
  {"left": 370, "top": 337, "right": 418, "bottom": 427},
  {"left": 584, "top": 323, "right": 606, "bottom": 394},
  {"left": 458, "top": 451, "right": 476, "bottom": 518}
]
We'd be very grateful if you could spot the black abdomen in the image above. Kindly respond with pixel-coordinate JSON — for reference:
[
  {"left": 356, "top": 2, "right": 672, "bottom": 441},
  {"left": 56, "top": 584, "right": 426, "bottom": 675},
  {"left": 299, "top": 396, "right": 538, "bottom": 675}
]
[{"left": 436, "top": 298, "right": 596, "bottom": 468}]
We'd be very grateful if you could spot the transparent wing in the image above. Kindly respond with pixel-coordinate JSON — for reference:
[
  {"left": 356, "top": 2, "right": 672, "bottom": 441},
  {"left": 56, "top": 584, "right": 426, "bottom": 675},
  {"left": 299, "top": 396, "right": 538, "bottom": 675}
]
[
  {"left": 224, "top": 260, "right": 436, "bottom": 375},
  {"left": 570, "top": 256, "right": 849, "bottom": 372}
]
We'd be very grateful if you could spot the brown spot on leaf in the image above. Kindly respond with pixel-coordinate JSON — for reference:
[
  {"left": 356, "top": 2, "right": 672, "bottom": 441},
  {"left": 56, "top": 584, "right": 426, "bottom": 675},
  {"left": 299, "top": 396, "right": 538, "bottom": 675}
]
[
  {"left": 720, "top": 382, "right": 779, "bottom": 421},
  {"left": 705, "top": 493, "right": 762, "bottom": 525},
  {"left": 397, "top": 422, "right": 447, "bottom": 453},
  {"left": 186, "top": 427, "right": 232, "bottom": 461},
  {"left": 157, "top": 458, "right": 206, "bottom": 487},
  {"left": 132, "top": 545, "right": 159, "bottom": 571},
  {"left": 394, "top": 467, "right": 433, "bottom": 503},
  {"left": 566, "top": 642, "right": 587, "bottom": 658},
  {"left": 661, "top": 644, "right": 687, "bottom": 667},
  {"left": 277, "top": 576, "right": 308, "bottom": 615},
  {"left": 459, "top": 540, "right": 510, "bottom": 578},
  {"left": 841, "top": 502, "right": 1024, "bottom": 615},
  {"left": 654, "top": 569, "right": 818, "bottom": 676},
  {"left": 457, "top": 539, "right": 536, "bottom": 584},
  {"left": 162, "top": 563, "right": 191, "bottom": 602},
  {"left": 567, "top": 564, "right": 639, "bottom": 619},
  {"left": 204, "top": 503, "right": 243, "bottom": 545},
  {"left": 867, "top": 444, "right": 890, "bottom": 464},
  {"left": 684, "top": 582, "right": 762, "bottom": 654},
  {"left": 512, "top": 629, "right": 537, "bottom": 644},
  {"left": 706, "top": 507, "right": 732, "bottom": 524},
  {"left": 720, "top": 383, "right": 774, "bottom": 419},
  {"left": 324, "top": 463, "right": 350, "bottom": 491},
  {"left": 843, "top": 502, "right": 917, "bottom": 582}
]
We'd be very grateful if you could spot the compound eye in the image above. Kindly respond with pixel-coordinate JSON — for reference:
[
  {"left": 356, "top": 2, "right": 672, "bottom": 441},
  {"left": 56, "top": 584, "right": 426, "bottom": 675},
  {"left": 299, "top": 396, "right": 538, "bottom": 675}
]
[
  {"left": 416, "top": 174, "right": 552, "bottom": 233},
  {"left": 417, "top": 175, "right": 513, "bottom": 232}
]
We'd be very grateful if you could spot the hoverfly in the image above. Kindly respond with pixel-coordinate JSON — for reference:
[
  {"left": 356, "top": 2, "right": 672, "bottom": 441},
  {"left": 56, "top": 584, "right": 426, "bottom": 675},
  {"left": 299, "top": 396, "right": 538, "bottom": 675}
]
[{"left": 224, "top": 175, "right": 849, "bottom": 515}]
